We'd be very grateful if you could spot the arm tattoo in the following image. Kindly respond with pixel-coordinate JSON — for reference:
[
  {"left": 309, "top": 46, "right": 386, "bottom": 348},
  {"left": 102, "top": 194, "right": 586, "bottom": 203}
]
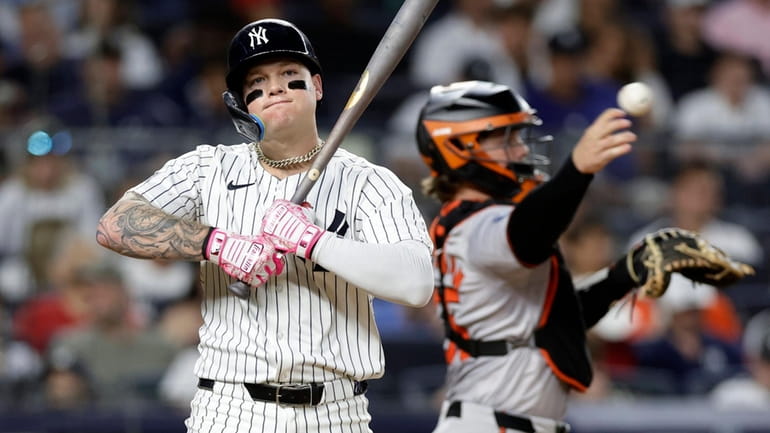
[{"left": 96, "top": 192, "right": 209, "bottom": 261}]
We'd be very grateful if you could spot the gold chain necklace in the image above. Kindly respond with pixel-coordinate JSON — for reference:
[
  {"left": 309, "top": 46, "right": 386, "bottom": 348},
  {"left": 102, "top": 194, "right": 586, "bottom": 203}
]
[{"left": 252, "top": 141, "right": 324, "bottom": 169}]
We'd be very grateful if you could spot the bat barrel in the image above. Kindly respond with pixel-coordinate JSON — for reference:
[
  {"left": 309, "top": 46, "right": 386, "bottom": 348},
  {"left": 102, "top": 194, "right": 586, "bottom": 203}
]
[{"left": 290, "top": 0, "right": 440, "bottom": 204}]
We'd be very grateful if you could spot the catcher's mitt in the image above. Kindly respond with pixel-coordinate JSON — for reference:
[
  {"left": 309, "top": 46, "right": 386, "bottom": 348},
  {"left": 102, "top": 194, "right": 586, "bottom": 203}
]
[{"left": 626, "top": 227, "right": 755, "bottom": 298}]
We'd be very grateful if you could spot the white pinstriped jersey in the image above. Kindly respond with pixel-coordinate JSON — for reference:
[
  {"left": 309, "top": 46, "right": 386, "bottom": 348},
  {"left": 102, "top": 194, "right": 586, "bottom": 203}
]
[
  {"left": 436, "top": 204, "right": 569, "bottom": 419},
  {"left": 130, "top": 143, "right": 431, "bottom": 385}
]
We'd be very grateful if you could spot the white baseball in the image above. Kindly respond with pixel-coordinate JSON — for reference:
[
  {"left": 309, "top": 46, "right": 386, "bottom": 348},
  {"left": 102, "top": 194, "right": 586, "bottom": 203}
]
[{"left": 617, "top": 82, "right": 653, "bottom": 117}]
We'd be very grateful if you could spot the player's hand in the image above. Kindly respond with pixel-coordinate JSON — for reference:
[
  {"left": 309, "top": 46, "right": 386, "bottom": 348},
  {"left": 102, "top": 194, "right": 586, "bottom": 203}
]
[
  {"left": 261, "top": 199, "right": 326, "bottom": 259},
  {"left": 572, "top": 108, "right": 636, "bottom": 174},
  {"left": 204, "top": 228, "right": 285, "bottom": 287}
]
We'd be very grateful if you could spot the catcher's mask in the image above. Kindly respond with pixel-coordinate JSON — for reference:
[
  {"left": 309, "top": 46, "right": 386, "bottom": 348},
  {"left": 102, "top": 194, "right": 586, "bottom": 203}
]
[
  {"left": 416, "top": 80, "right": 551, "bottom": 201},
  {"left": 222, "top": 18, "right": 321, "bottom": 143}
]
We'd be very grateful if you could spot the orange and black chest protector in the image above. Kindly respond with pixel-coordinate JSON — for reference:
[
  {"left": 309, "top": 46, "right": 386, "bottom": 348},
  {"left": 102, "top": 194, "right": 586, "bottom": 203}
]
[{"left": 429, "top": 157, "right": 638, "bottom": 391}]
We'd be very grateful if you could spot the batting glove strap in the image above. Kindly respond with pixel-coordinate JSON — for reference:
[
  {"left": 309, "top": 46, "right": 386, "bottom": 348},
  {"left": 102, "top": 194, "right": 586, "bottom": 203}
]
[{"left": 296, "top": 224, "right": 324, "bottom": 259}]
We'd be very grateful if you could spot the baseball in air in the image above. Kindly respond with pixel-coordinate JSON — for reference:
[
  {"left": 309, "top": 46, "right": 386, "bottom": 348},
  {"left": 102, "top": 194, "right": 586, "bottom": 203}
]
[{"left": 617, "top": 82, "right": 653, "bottom": 117}]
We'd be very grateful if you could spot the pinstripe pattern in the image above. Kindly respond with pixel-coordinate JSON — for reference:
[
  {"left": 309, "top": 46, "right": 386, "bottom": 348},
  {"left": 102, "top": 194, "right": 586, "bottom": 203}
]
[{"left": 130, "top": 143, "right": 429, "bottom": 431}]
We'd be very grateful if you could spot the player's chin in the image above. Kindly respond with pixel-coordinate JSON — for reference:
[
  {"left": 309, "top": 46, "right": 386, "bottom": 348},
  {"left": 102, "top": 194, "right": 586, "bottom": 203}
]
[{"left": 260, "top": 110, "right": 293, "bottom": 127}]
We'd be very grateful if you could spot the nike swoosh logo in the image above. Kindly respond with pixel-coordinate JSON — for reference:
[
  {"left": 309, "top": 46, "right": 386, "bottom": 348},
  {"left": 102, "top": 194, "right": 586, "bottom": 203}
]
[{"left": 227, "top": 180, "right": 255, "bottom": 190}]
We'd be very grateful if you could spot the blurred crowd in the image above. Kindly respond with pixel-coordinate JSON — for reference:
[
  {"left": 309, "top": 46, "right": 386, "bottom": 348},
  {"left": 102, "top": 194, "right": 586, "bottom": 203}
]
[{"left": 1, "top": 0, "right": 770, "bottom": 422}]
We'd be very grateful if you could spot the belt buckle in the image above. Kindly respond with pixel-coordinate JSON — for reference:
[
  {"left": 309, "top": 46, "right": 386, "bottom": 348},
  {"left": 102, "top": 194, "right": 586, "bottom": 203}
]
[
  {"left": 506, "top": 337, "right": 534, "bottom": 352},
  {"left": 275, "top": 384, "right": 312, "bottom": 405}
]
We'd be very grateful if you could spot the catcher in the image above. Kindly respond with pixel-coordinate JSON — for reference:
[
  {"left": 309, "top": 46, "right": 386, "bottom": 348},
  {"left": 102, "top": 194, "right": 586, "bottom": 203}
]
[{"left": 416, "top": 80, "right": 753, "bottom": 433}]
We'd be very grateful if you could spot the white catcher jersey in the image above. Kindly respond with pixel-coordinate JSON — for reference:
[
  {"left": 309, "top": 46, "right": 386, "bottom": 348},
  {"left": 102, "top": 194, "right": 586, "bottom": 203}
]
[
  {"left": 130, "top": 143, "right": 431, "bottom": 385},
  {"left": 436, "top": 204, "right": 569, "bottom": 419}
]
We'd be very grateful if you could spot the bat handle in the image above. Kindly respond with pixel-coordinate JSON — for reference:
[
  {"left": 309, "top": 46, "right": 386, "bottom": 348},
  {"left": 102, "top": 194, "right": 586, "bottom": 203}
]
[{"left": 228, "top": 281, "right": 251, "bottom": 298}]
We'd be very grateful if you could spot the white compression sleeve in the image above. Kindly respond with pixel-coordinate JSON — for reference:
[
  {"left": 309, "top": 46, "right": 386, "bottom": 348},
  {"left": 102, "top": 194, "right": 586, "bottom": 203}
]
[{"left": 310, "top": 234, "right": 434, "bottom": 307}]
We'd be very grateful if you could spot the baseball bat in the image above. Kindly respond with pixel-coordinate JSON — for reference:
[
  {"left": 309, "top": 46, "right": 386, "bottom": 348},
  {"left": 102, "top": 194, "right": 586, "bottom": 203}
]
[{"left": 228, "top": 0, "right": 440, "bottom": 298}]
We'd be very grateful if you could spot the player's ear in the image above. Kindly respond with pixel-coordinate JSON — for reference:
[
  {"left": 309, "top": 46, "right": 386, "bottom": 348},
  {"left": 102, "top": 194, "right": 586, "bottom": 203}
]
[{"left": 312, "top": 74, "right": 322, "bottom": 101}]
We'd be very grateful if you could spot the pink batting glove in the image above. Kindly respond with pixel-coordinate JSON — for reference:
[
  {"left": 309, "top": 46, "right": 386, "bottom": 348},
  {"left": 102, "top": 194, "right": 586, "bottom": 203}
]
[
  {"left": 261, "top": 199, "right": 325, "bottom": 259},
  {"left": 204, "top": 228, "right": 285, "bottom": 287}
]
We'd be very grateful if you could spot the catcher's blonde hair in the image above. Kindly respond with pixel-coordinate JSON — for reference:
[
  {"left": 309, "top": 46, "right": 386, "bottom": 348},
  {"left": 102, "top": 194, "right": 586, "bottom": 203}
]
[{"left": 421, "top": 175, "right": 462, "bottom": 203}]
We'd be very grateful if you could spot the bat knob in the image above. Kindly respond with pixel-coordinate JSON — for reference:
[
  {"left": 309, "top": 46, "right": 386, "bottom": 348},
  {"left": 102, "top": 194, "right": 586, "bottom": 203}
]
[{"left": 228, "top": 281, "right": 251, "bottom": 299}]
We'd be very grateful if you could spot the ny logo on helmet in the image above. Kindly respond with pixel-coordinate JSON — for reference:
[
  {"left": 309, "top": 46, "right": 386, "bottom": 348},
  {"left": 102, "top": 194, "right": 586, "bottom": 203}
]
[{"left": 248, "top": 27, "right": 269, "bottom": 49}]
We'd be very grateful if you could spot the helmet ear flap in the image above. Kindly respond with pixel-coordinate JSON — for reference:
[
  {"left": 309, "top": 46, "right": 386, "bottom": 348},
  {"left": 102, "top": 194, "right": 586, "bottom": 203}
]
[{"left": 223, "top": 91, "right": 265, "bottom": 143}]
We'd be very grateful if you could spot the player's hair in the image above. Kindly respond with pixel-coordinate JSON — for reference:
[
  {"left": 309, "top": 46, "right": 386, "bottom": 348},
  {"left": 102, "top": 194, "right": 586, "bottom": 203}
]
[{"left": 421, "top": 174, "right": 462, "bottom": 203}]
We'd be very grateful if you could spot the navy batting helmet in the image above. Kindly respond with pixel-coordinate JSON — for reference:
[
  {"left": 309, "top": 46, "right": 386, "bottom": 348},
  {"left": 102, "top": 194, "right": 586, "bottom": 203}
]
[
  {"left": 416, "top": 80, "right": 551, "bottom": 200},
  {"left": 225, "top": 18, "right": 321, "bottom": 95}
]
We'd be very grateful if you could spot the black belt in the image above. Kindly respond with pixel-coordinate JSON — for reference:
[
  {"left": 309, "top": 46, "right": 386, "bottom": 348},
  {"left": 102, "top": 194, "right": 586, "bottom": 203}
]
[
  {"left": 197, "top": 378, "right": 367, "bottom": 406},
  {"left": 446, "top": 401, "right": 569, "bottom": 433}
]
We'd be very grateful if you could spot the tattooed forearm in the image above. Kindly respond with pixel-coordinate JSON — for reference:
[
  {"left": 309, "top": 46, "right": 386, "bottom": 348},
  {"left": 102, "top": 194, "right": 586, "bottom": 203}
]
[{"left": 96, "top": 192, "right": 209, "bottom": 260}]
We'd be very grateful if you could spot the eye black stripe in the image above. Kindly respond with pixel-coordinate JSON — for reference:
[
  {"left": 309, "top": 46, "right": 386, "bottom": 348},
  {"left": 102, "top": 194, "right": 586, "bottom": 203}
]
[
  {"left": 288, "top": 80, "right": 307, "bottom": 90},
  {"left": 245, "top": 89, "right": 263, "bottom": 104}
]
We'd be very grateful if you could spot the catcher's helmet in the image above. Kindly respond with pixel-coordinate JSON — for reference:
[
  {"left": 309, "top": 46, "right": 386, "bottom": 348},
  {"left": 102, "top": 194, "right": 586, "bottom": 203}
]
[
  {"left": 225, "top": 18, "right": 321, "bottom": 95},
  {"left": 416, "top": 80, "right": 550, "bottom": 200}
]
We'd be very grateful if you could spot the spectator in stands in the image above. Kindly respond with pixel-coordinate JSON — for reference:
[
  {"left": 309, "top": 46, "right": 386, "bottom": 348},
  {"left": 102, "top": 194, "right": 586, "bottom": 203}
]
[
  {"left": 0, "top": 133, "right": 104, "bottom": 301},
  {"left": 12, "top": 234, "right": 101, "bottom": 355},
  {"left": 561, "top": 215, "right": 617, "bottom": 283},
  {"left": 49, "top": 40, "right": 184, "bottom": 127},
  {"left": 576, "top": 0, "right": 624, "bottom": 39},
  {"left": 490, "top": 2, "right": 539, "bottom": 92},
  {"left": 293, "top": 0, "right": 389, "bottom": 125},
  {"left": 524, "top": 28, "right": 618, "bottom": 135},
  {"left": 4, "top": 2, "right": 83, "bottom": 111},
  {"left": 132, "top": 0, "right": 191, "bottom": 44},
  {"left": 654, "top": 0, "right": 719, "bottom": 102},
  {"left": 584, "top": 22, "right": 674, "bottom": 132},
  {"left": 629, "top": 160, "right": 763, "bottom": 269},
  {"left": 157, "top": 287, "right": 203, "bottom": 410},
  {"left": 523, "top": 29, "right": 626, "bottom": 180},
  {"left": 672, "top": 52, "right": 770, "bottom": 181},
  {"left": 409, "top": 0, "right": 503, "bottom": 89},
  {"left": 0, "top": 35, "right": 30, "bottom": 127},
  {"left": 703, "top": 0, "right": 770, "bottom": 77},
  {"left": 64, "top": 0, "right": 163, "bottom": 90},
  {"left": 711, "top": 309, "right": 770, "bottom": 409},
  {"left": 157, "top": 344, "right": 199, "bottom": 410},
  {"left": 117, "top": 258, "right": 196, "bottom": 319},
  {"left": 629, "top": 160, "right": 760, "bottom": 343},
  {"left": 47, "top": 261, "right": 179, "bottom": 405},
  {"left": 0, "top": 80, "right": 29, "bottom": 128},
  {"left": 39, "top": 357, "right": 93, "bottom": 410},
  {"left": 632, "top": 282, "right": 744, "bottom": 395},
  {"left": 293, "top": 0, "right": 379, "bottom": 79},
  {"left": 0, "top": 302, "right": 42, "bottom": 408},
  {"left": 179, "top": 57, "right": 244, "bottom": 134}
]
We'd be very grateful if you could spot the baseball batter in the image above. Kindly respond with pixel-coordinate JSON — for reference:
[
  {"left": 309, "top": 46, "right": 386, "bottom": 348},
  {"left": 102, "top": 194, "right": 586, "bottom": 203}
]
[
  {"left": 96, "top": 19, "right": 433, "bottom": 433},
  {"left": 415, "top": 81, "right": 648, "bottom": 433}
]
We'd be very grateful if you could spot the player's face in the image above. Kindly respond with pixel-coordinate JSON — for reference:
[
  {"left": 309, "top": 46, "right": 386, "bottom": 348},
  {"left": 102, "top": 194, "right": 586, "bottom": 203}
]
[{"left": 242, "top": 58, "right": 323, "bottom": 131}]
